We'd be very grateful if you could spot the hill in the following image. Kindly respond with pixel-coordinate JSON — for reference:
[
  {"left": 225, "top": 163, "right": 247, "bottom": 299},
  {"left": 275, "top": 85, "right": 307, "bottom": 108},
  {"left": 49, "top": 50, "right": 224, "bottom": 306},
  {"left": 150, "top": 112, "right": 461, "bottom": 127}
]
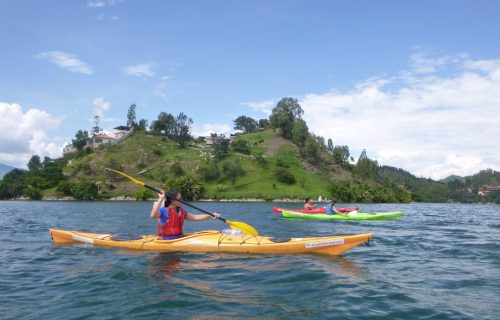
[
  {"left": 0, "top": 163, "right": 15, "bottom": 179},
  {"left": 440, "top": 175, "right": 465, "bottom": 183},
  {"left": 56, "top": 130, "right": 412, "bottom": 202}
]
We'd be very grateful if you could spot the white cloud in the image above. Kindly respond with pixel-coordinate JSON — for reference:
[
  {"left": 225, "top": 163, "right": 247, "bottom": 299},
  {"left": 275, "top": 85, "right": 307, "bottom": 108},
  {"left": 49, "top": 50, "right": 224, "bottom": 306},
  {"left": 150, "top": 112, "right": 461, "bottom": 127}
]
[
  {"left": 96, "top": 14, "right": 119, "bottom": 21},
  {"left": 86, "top": 0, "right": 122, "bottom": 8},
  {"left": 240, "top": 100, "right": 275, "bottom": 115},
  {"left": 124, "top": 63, "right": 156, "bottom": 77},
  {"left": 191, "top": 123, "right": 233, "bottom": 138},
  {"left": 35, "top": 51, "right": 94, "bottom": 75},
  {"left": 0, "top": 102, "right": 63, "bottom": 168},
  {"left": 300, "top": 53, "right": 500, "bottom": 180},
  {"left": 91, "top": 97, "right": 112, "bottom": 122},
  {"left": 154, "top": 81, "right": 168, "bottom": 99}
]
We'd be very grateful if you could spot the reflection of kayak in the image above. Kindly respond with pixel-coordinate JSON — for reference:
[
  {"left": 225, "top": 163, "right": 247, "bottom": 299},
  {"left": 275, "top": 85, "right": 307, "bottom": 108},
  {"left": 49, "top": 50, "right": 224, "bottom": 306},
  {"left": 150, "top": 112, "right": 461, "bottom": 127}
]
[
  {"left": 273, "top": 207, "right": 359, "bottom": 214},
  {"left": 49, "top": 229, "right": 372, "bottom": 256},
  {"left": 282, "top": 210, "right": 403, "bottom": 220}
]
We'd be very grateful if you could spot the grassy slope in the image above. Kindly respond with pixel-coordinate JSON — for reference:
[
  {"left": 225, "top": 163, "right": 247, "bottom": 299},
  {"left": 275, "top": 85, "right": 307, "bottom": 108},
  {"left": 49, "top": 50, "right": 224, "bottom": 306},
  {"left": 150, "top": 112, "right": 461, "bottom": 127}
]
[{"left": 63, "top": 130, "right": 342, "bottom": 200}]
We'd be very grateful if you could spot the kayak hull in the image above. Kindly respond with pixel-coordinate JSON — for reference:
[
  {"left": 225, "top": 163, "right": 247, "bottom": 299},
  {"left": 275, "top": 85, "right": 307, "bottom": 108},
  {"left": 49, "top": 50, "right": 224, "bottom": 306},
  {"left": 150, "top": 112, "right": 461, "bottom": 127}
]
[
  {"left": 273, "top": 207, "right": 359, "bottom": 214},
  {"left": 49, "top": 229, "right": 372, "bottom": 256},
  {"left": 282, "top": 210, "right": 403, "bottom": 220}
]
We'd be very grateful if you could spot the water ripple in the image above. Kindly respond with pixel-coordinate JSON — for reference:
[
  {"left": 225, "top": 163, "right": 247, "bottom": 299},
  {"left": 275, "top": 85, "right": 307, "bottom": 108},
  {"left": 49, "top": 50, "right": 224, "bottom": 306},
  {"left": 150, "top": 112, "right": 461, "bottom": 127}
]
[{"left": 0, "top": 201, "right": 499, "bottom": 319}]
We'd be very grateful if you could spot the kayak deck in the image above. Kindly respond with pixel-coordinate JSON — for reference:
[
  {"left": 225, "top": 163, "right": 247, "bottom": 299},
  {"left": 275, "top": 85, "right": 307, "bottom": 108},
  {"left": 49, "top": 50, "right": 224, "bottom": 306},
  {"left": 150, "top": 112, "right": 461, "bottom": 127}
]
[
  {"left": 273, "top": 207, "right": 359, "bottom": 214},
  {"left": 282, "top": 210, "right": 403, "bottom": 220},
  {"left": 50, "top": 229, "right": 372, "bottom": 256}
]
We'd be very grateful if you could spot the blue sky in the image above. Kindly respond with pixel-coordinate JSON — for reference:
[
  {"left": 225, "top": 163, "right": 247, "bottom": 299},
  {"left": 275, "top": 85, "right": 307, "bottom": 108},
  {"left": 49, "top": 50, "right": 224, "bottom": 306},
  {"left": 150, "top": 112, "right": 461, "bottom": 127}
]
[{"left": 1, "top": 0, "right": 499, "bottom": 179}]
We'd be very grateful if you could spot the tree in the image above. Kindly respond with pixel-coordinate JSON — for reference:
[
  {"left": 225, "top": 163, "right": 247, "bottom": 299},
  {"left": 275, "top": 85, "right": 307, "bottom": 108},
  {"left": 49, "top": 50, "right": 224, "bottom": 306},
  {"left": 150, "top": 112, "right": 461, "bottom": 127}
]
[
  {"left": 91, "top": 115, "right": 102, "bottom": 137},
  {"left": 223, "top": 161, "right": 244, "bottom": 187},
  {"left": 291, "top": 119, "right": 309, "bottom": 147},
  {"left": 197, "top": 159, "right": 220, "bottom": 181},
  {"left": 234, "top": 115, "right": 258, "bottom": 132},
  {"left": 327, "top": 139, "right": 334, "bottom": 155},
  {"left": 211, "top": 134, "right": 230, "bottom": 160},
  {"left": 72, "top": 130, "right": 89, "bottom": 152},
  {"left": 137, "top": 119, "right": 148, "bottom": 132},
  {"left": 269, "top": 97, "right": 304, "bottom": 139},
  {"left": 173, "top": 112, "right": 193, "bottom": 148},
  {"left": 301, "top": 137, "right": 320, "bottom": 163},
  {"left": 332, "top": 145, "right": 350, "bottom": 166},
  {"left": 127, "top": 103, "right": 137, "bottom": 128},
  {"left": 354, "top": 149, "right": 378, "bottom": 179},
  {"left": 258, "top": 119, "right": 270, "bottom": 129},
  {"left": 27, "top": 155, "right": 42, "bottom": 171},
  {"left": 150, "top": 112, "right": 176, "bottom": 136}
]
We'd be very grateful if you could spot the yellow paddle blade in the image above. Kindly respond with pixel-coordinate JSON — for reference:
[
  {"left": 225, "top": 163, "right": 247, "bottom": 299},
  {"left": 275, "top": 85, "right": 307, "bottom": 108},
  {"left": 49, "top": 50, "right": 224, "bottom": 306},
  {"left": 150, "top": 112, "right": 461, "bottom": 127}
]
[
  {"left": 226, "top": 220, "right": 259, "bottom": 236},
  {"left": 106, "top": 168, "right": 145, "bottom": 187}
]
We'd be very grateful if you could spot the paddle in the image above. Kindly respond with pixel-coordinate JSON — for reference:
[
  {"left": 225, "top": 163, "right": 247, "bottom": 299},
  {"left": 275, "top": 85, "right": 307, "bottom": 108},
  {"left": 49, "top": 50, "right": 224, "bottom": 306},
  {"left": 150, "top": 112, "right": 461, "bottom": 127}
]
[{"left": 106, "top": 168, "right": 259, "bottom": 236}]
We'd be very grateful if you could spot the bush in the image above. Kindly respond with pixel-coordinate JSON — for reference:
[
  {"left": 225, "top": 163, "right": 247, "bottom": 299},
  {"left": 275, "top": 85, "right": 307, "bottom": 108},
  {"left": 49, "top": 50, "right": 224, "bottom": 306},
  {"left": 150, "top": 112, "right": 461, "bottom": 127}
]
[
  {"left": 274, "top": 167, "right": 295, "bottom": 184},
  {"left": 170, "top": 162, "right": 185, "bottom": 176},
  {"left": 57, "top": 181, "right": 75, "bottom": 196},
  {"left": 134, "top": 188, "right": 155, "bottom": 201},
  {"left": 197, "top": 160, "right": 219, "bottom": 181},
  {"left": 231, "top": 139, "right": 251, "bottom": 155},
  {"left": 166, "top": 175, "right": 204, "bottom": 200},
  {"left": 222, "top": 161, "right": 244, "bottom": 186},
  {"left": 24, "top": 186, "right": 42, "bottom": 200},
  {"left": 73, "top": 181, "right": 98, "bottom": 200},
  {"left": 253, "top": 154, "right": 268, "bottom": 169}
]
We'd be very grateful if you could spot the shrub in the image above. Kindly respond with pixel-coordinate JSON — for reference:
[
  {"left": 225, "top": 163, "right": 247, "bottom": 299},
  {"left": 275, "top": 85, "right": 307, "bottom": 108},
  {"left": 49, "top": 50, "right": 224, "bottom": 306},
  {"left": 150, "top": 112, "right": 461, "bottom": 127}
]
[
  {"left": 166, "top": 175, "right": 204, "bottom": 200},
  {"left": 274, "top": 167, "right": 295, "bottom": 184},
  {"left": 24, "top": 186, "right": 42, "bottom": 200},
  {"left": 57, "top": 181, "right": 75, "bottom": 196},
  {"left": 170, "top": 162, "right": 185, "bottom": 176},
  {"left": 222, "top": 161, "right": 244, "bottom": 186},
  {"left": 231, "top": 139, "right": 251, "bottom": 155},
  {"left": 197, "top": 160, "right": 219, "bottom": 181},
  {"left": 73, "top": 181, "right": 99, "bottom": 200},
  {"left": 253, "top": 154, "right": 268, "bottom": 169},
  {"left": 134, "top": 188, "right": 155, "bottom": 201}
]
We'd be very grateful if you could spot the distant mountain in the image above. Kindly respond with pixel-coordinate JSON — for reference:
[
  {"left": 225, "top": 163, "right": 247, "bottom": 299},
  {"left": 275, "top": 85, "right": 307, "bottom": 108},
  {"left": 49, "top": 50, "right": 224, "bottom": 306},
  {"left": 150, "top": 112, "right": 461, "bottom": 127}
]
[
  {"left": 0, "top": 163, "right": 16, "bottom": 179},
  {"left": 440, "top": 170, "right": 500, "bottom": 186},
  {"left": 440, "top": 175, "right": 465, "bottom": 183}
]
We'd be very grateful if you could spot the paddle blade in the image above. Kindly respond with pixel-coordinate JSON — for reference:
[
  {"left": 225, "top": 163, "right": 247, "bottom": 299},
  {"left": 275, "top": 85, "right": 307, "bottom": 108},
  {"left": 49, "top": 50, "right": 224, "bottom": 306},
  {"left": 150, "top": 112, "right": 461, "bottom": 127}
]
[{"left": 226, "top": 220, "right": 259, "bottom": 236}]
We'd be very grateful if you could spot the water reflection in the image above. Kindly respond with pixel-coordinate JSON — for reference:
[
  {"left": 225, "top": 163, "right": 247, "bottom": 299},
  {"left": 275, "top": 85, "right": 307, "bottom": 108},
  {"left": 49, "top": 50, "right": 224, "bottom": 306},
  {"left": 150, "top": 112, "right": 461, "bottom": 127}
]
[{"left": 149, "top": 252, "right": 183, "bottom": 275}]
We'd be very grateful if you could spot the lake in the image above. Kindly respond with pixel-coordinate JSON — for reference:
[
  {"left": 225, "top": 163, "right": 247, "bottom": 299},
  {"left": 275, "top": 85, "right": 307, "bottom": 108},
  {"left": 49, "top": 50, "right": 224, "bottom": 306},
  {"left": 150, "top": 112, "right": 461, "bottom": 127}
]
[{"left": 0, "top": 201, "right": 499, "bottom": 319}]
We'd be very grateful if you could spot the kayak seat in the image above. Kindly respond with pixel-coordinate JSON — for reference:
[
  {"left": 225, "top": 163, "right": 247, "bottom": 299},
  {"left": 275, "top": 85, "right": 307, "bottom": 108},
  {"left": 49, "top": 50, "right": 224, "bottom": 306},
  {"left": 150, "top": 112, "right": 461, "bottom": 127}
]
[
  {"left": 110, "top": 234, "right": 144, "bottom": 241},
  {"left": 268, "top": 237, "right": 291, "bottom": 243}
]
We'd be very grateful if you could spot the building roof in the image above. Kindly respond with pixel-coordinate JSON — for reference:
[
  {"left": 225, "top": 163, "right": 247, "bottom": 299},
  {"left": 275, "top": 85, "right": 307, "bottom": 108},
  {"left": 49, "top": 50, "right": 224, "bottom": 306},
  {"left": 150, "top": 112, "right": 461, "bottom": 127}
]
[
  {"left": 94, "top": 134, "right": 114, "bottom": 140},
  {"left": 113, "top": 125, "right": 130, "bottom": 131}
]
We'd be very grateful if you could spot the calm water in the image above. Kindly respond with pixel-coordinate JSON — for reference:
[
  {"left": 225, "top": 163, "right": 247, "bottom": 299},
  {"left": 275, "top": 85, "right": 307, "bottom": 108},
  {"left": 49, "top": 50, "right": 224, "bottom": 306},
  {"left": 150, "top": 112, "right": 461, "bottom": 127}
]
[{"left": 0, "top": 201, "right": 499, "bottom": 319}]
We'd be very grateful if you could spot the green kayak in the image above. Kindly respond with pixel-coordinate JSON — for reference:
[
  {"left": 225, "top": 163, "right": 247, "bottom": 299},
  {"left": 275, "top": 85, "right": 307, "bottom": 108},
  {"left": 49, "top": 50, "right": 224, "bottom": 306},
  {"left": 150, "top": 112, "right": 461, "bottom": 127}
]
[{"left": 282, "top": 210, "right": 403, "bottom": 220}]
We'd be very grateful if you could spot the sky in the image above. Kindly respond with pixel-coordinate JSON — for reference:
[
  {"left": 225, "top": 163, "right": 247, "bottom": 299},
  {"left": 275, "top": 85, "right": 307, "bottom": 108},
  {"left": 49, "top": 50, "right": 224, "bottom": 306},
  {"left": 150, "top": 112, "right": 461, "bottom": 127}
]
[{"left": 1, "top": 0, "right": 499, "bottom": 180}]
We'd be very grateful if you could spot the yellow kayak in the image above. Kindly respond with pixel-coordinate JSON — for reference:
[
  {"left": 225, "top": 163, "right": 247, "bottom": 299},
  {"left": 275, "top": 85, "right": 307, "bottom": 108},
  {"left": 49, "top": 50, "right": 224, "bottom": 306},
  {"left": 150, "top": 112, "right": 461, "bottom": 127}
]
[{"left": 49, "top": 229, "right": 372, "bottom": 256}]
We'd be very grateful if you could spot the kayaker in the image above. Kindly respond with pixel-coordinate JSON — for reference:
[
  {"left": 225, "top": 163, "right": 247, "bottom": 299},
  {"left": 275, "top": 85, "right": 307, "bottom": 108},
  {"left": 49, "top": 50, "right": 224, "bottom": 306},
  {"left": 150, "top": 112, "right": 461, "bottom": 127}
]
[
  {"left": 304, "top": 198, "right": 316, "bottom": 210},
  {"left": 327, "top": 198, "right": 347, "bottom": 215},
  {"left": 150, "top": 190, "right": 221, "bottom": 240}
]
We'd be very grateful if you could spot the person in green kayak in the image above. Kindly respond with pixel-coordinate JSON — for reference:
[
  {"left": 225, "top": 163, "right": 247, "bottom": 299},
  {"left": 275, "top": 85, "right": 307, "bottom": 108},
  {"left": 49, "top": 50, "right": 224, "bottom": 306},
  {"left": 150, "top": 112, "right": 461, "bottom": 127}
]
[
  {"left": 327, "top": 198, "right": 348, "bottom": 215},
  {"left": 304, "top": 197, "right": 316, "bottom": 210},
  {"left": 150, "top": 190, "right": 220, "bottom": 240}
]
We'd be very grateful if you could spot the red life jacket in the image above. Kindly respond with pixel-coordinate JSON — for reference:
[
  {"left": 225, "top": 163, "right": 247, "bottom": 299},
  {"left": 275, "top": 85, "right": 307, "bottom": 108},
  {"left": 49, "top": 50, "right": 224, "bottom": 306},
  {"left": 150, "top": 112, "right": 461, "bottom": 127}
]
[{"left": 157, "top": 207, "right": 187, "bottom": 238}]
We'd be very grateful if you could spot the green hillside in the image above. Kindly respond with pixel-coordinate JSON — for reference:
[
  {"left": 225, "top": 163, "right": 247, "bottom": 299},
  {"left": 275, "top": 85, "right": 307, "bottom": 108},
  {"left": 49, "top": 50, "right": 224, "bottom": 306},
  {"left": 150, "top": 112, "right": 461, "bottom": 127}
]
[{"left": 62, "top": 130, "right": 352, "bottom": 201}]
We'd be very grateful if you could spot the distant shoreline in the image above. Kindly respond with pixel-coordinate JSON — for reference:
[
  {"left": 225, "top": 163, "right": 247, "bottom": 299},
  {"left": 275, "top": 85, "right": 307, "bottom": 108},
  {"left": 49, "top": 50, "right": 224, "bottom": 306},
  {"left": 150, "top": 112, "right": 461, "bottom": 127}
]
[{"left": 7, "top": 196, "right": 308, "bottom": 203}]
